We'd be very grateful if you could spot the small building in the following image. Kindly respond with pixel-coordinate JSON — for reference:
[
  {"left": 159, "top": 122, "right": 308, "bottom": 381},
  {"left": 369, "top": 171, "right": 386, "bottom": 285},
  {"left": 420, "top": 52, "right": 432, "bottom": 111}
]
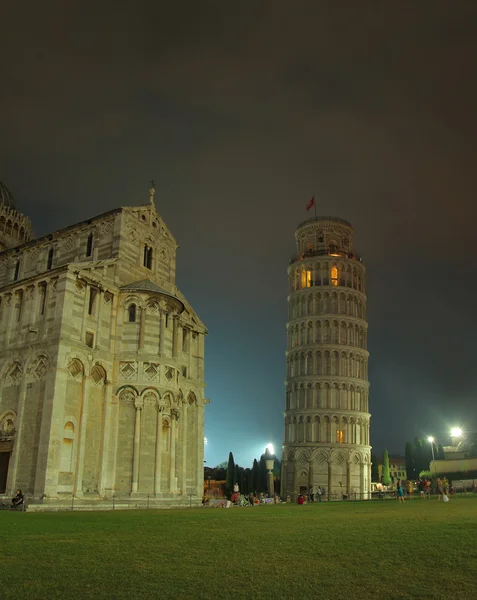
[{"left": 378, "top": 456, "right": 407, "bottom": 485}]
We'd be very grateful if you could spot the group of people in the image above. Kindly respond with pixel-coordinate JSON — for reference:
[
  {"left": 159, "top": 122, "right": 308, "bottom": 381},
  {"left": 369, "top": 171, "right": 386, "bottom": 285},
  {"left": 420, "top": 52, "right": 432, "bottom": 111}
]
[{"left": 396, "top": 477, "right": 451, "bottom": 502}]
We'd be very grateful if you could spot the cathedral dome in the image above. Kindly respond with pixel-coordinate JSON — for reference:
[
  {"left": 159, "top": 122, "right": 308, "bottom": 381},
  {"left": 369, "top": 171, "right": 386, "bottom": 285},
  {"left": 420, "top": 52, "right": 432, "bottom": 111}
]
[{"left": 0, "top": 181, "right": 16, "bottom": 210}]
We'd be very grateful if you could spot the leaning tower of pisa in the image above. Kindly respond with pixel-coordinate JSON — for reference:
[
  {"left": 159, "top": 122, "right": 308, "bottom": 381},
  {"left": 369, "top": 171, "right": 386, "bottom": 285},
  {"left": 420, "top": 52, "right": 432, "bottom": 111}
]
[{"left": 281, "top": 216, "right": 371, "bottom": 500}]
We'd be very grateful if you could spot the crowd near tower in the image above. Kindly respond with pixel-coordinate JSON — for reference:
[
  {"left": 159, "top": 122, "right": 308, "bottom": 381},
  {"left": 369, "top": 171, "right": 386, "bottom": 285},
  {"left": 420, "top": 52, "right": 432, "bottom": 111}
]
[
  {"left": 0, "top": 181, "right": 207, "bottom": 507},
  {"left": 281, "top": 216, "right": 371, "bottom": 499}
]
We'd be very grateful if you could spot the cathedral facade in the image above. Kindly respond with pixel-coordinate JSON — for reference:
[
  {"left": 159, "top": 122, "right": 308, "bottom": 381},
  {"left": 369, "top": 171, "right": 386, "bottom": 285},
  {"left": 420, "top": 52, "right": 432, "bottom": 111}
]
[
  {"left": 0, "top": 182, "right": 207, "bottom": 506},
  {"left": 281, "top": 217, "right": 371, "bottom": 499}
]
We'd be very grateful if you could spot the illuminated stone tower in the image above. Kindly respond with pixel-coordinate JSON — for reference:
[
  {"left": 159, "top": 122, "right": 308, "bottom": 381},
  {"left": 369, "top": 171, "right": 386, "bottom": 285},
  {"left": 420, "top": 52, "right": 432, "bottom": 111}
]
[{"left": 281, "top": 217, "right": 371, "bottom": 499}]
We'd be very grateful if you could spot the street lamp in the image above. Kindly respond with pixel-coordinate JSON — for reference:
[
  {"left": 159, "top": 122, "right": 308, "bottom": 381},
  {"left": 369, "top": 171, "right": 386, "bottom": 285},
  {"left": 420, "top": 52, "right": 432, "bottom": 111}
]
[
  {"left": 265, "top": 458, "right": 275, "bottom": 499},
  {"left": 450, "top": 427, "right": 462, "bottom": 438},
  {"left": 427, "top": 436, "right": 435, "bottom": 461}
]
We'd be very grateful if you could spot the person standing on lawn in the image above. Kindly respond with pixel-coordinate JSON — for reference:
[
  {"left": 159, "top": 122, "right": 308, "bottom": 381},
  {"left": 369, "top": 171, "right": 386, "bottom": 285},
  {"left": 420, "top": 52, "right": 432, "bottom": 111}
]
[{"left": 397, "top": 479, "right": 405, "bottom": 503}]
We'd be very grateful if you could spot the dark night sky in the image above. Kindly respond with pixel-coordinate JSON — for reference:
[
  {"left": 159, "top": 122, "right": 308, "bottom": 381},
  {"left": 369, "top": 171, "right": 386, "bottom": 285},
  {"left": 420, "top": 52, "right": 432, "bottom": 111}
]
[{"left": 2, "top": 1, "right": 477, "bottom": 467}]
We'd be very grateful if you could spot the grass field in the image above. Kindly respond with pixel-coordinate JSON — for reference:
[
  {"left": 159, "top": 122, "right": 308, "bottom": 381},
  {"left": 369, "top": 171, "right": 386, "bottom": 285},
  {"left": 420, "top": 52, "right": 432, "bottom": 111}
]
[{"left": 1, "top": 497, "right": 477, "bottom": 600}]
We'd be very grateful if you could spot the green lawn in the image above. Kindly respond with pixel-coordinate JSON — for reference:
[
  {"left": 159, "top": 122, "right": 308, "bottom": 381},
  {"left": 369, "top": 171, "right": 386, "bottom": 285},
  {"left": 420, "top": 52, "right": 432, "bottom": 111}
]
[{"left": 1, "top": 497, "right": 477, "bottom": 600}]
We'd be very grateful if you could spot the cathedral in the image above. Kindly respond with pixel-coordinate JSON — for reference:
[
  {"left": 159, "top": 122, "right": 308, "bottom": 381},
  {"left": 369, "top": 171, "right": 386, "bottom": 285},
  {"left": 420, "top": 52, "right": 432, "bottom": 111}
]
[
  {"left": 0, "top": 181, "right": 207, "bottom": 507},
  {"left": 281, "top": 216, "right": 371, "bottom": 499}
]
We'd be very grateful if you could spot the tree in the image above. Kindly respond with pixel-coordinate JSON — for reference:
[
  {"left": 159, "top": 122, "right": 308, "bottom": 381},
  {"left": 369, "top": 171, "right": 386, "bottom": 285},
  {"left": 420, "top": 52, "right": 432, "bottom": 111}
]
[
  {"left": 405, "top": 442, "right": 415, "bottom": 479},
  {"left": 225, "top": 452, "right": 235, "bottom": 496},
  {"left": 259, "top": 455, "right": 268, "bottom": 493},
  {"left": 371, "top": 453, "right": 379, "bottom": 482},
  {"left": 251, "top": 459, "right": 259, "bottom": 493},
  {"left": 382, "top": 448, "right": 391, "bottom": 486}
]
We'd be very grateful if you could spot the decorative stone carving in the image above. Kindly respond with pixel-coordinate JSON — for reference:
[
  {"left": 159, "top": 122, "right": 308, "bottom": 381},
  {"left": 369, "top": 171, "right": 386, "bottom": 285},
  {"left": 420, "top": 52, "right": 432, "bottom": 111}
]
[
  {"left": 68, "top": 358, "right": 84, "bottom": 379},
  {"left": 120, "top": 362, "right": 137, "bottom": 380},
  {"left": 63, "top": 235, "right": 75, "bottom": 251},
  {"left": 147, "top": 301, "right": 159, "bottom": 314},
  {"left": 144, "top": 363, "right": 158, "bottom": 380},
  {"left": 104, "top": 291, "right": 113, "bottom": 304},
  {"left": 100, "top": 220, "right": 113, "bottom": 236},
  {"left": 143, "top": 392, "right": 157, "bottom": 405},
  {"left": 119, "top": 390, "right": 135, "bottom": 404},
  {"left": 31, "top": 356, "right": 48, "bottom": 381},
  {"left": 6, "top": 361, "right": 22, "bottom": 385},
  {"left": 128, "top": 228, "right": 138, "bottom": 243}
]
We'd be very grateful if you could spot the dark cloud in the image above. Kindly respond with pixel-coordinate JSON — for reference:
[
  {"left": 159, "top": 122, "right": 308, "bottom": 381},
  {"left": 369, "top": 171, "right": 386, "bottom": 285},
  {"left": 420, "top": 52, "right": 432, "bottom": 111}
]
[{"left": 2, "top": 0, "right": 477, "bottom": 466}]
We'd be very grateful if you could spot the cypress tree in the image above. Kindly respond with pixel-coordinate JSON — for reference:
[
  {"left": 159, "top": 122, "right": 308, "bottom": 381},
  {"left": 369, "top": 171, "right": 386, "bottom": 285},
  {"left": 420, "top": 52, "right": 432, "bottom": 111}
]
[
  {"left": 405, "top": 441, "right": 415, "bottom": 478},
  {"left": 382, "top": 448, "right": 391, "bottom": 486},
  {"left": 251, "top": 459, "right": 259, "bottom": 493},
  {"left": 225, "top": 452, "right": 235, "bottom": 496},
  {"left": 238, "top": 467, "right": 245, "bottom": 494},
  {"left": 371, "top": 453, "right": 379, "bottom": 482},
  {"left": 259, "top": 455, "right": 267, "bottom": 493}
]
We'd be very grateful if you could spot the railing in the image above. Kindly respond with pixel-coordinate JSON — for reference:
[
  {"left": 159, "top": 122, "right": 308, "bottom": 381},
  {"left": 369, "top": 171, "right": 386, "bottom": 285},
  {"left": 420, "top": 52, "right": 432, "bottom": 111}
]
[
  {"left": 289, "top": 248, "right": 362, "bottom": 264},
  {"left": 296, "top": 216, "right": 352, "bottom": 229}
]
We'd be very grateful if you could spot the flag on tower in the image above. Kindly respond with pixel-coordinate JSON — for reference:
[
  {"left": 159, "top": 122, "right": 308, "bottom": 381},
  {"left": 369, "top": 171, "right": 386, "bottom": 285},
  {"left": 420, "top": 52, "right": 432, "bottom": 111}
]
[{"left": 306, "top": 196, "right": 315, "bottom": 211}]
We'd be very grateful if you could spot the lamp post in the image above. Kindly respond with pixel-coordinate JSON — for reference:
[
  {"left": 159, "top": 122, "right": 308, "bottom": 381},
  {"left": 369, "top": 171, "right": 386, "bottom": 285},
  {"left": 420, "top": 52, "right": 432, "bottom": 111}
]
[
  {"left": 265, "top": 458, "right": 275, "bottom": 499},
  {"left": 427, "top": 436, "right": 437, "bottom": 476},
  {"left": 427, "top": 436, "right": 435, "bottom": 461}
]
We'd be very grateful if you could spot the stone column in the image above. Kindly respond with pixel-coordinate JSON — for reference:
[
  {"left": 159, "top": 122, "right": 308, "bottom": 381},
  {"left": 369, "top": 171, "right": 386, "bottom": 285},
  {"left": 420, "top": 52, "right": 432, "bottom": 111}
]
[
  {"left": 154, "top": 405, "right": 163, "bottom": 496},
  {"left": 6, "top": 373, "right": 29, "bottom": 493},
  {"left": 360, "top": 461, "right": 365, "bottom": 498},
  {"left": 74, "top": 375, "right": 91, "bottom": 496},
  {"left": 172, "top": 315, "right": 179, "bottom": 358},
  {"left": 95, "top": 290, "right": 103, "bottom": 348},
  {"left": 139, "top": 307, "right": 146, "bottom": 350},
  {"left": 177, "top": 321, "right": 183, "bottom": 354},
  {"left": 109, "top": 397, "right": 120, "bottom": 494},
  {"left": 169, "top": 408, "right": 179, "bottom": 493},
  {"left": 4, "top": 293, "right": 13, "bottom": 346},
  {"left": 346, "top": 461, "right": 351, "bottom": 496},
  {"left": 195, "top": 401, "right": 205, "bottom": 497},
  {"left": 159, "top": 310, "right": 166, "bottom": 355},
  {"left": 327, "top": 461, "right": 332, "bottom": 499},
  {"left": 180, "top": 400, "right": 188, "bottom": 494},
  {"left": 131, "top": 399, "right": 143, "bottom": 493},
  {"left": 98, "top": 381, "right": 113, "bottom": 496},
  {"left": 367, "top": 462, "right": 371, "bottom": 499},
  {"left": 308, "top": 460, "right": 314, "bottom": 493}
]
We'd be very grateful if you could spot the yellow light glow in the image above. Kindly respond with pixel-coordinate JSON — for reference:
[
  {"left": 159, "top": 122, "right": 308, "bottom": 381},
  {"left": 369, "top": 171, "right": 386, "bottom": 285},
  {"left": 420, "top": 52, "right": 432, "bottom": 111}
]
[
  {"left": 331, "top": 266, "right": 338, "bottom": 286},
  {"left": 301, "top": 269, "right": 312, "bottom": 288}
]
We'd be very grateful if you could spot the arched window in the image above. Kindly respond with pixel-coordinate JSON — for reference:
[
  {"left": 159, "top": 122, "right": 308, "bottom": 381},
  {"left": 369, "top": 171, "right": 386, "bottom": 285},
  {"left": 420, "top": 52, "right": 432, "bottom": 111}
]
[
  {"left": 143, "top": 245, "right": 153, "bottom": 269},
  {"left": 59, "top": 422, "right": 75, "bottom": 472},
  {"left": 47, "top": 248, "right": 54, "bottom": 270},
  {"left": 301, "top": 267, "right": 311, "bottom": 288},
  {"left": 86, "top": 233, "right": 94, "bottom": 257},
  {"left": 13, "top": 260, "right": 20, "bottom": 281},
  {"left": 128, "top": 303, "right": 137, "bottom": 322},
  {"left": 330, "top": 266, "right": 338, "bottom": 286}
]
